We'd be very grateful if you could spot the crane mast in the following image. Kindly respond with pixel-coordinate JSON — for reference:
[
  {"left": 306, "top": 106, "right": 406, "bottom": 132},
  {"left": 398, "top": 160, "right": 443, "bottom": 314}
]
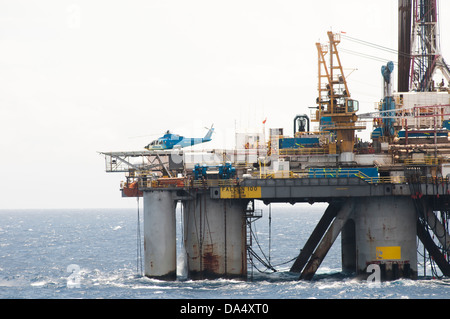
[{"left": 314, "top": 31, "right": 365, "bottom": 161}]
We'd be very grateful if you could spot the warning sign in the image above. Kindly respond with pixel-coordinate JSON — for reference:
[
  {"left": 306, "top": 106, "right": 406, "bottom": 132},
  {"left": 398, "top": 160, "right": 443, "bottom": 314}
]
[{"left": 376, "top": 246, "right": 401, "bottom": 260}]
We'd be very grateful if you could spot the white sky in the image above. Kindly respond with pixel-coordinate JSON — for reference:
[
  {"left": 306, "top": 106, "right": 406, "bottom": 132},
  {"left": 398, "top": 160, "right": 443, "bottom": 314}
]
[{"left": 0, "top": 1, "right": 449, "bottom": 209}]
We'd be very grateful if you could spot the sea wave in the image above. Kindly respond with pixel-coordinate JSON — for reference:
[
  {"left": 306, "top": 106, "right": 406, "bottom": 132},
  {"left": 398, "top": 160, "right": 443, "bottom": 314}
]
[{"left": 0, "top": 208, "right": 449, "bottom": 299}]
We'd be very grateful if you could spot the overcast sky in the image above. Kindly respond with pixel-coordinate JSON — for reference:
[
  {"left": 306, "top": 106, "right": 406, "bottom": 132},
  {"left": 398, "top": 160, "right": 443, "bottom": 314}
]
[{"left": 1, "top": 1, "right": 449, "bottom": 209}]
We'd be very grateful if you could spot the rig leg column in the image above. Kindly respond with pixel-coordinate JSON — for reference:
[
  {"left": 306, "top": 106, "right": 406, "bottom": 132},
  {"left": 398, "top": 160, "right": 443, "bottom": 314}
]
[
  {"left": 353, "top": 197, "right": 418, "bottom": 280},
  {"left": 183, "top": 192, "right": 247, "bottom": 280},
  {"left": 143, "top": 190, "right": 177, "bottom": 280}
]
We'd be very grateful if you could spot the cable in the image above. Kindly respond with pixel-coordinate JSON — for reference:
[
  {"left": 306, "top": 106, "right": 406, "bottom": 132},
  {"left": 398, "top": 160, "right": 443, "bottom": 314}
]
[
  {"left": 136, "top": 196, "right": 143, "bottom": 276},
  {"left": 338, "top": 34, "right": 430, "bottom": 69},
  {"left": 340, "top": 48, "right": 399, "bottom": 65},
  {"left": 246, "top": 210, "right": 299, "bottom": 273},
  {"left": 341, "top": 34, "right": 412, "bottom": 59},
  {"left": 250, "top": 222, "right": 275, "bottom": 271},
  {"left": 268, "top": 204, "right": 272, "bottom": 266},
  {"left": 247, "top": 246, "right": 276, "bottom": 273},
  {"left": 410, "top": 174, "right": 450, "bottom": 278}
]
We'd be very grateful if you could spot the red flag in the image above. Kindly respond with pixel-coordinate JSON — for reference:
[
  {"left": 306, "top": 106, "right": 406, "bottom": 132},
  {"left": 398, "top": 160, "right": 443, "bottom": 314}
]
[{"left": 262, "top": 118, "right": 267, "bottom": 124}]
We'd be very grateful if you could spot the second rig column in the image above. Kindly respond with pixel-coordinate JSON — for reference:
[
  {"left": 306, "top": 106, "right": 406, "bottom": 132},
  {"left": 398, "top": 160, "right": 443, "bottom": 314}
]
[
  {"left": 143, "top": 190, "right": 177, "bottom": 280},
  {"left": 183, "top": 191, "right": 247, "bottom": 280}
]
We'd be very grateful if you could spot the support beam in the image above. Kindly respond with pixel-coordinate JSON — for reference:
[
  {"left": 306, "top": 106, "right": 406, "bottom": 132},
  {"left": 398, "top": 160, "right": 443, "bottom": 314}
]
[
  {"left": 155, "top": 153, "right": 172, "bottom": 178},
  {"left": 300, "top": 199, "right": 355, "bottom": 280},
  {"left": 290, "top": 202, "right": 340, "bottom": 273},
  {"left": 109, "top": 154, "right": 140, "bottom": 172}
]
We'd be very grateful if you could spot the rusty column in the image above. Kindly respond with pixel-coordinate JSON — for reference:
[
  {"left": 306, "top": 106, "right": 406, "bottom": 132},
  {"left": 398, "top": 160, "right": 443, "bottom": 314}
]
[
  {"left": 353, "top": 197, "right": 418, "bottom": 280},
  {"left": 183, "top": 191, "right": 247, "bottom": 280}
]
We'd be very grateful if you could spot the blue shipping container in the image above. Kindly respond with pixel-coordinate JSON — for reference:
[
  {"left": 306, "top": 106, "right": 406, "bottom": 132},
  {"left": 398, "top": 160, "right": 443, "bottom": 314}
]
[{"left": 279, "top": 137, "right": 320, "bottom": 149}]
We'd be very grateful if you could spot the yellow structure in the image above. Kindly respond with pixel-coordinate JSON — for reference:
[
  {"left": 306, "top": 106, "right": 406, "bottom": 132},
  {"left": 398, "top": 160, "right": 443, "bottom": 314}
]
[{"left": 314, "top": 32, "right": 365, "bottom": 154}]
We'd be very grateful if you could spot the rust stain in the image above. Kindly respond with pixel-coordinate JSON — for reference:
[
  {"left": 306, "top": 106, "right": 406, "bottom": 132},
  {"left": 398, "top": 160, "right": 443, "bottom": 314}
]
[
  {"left": 191, "top": 244, "right": 199, "bottom": 260},
  {"left": 202, "top": 244, "right": 220, "bottom": 272},
  {"left": 367, "top": 228, "right": 375, "bottom": 242}
]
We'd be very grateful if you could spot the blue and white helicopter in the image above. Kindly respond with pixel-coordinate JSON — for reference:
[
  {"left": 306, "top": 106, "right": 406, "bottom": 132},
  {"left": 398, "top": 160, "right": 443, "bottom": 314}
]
[{"left": 144, "top": 125, "right": 214, "bottom": 151}]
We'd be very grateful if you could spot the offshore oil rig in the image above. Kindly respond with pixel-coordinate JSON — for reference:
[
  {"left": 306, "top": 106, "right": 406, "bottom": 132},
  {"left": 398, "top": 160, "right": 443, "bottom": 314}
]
[{"left": 101, "top": 0, "right": 450, "bottom": 281}]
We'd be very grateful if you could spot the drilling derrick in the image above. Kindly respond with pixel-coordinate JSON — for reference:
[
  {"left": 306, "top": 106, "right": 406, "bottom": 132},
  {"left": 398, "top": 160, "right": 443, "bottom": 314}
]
[
  {"left": 398, "top": 0, "right": 413, "bottom": 92},
  {"left": 410, "top": 0, "right": 439, "bottom": 91},
  {"left": 314, "top": 31, "right": 365, "bottom": 163},
  {"left": 410, "top": 0, "right": 450, "bottom": 91}
]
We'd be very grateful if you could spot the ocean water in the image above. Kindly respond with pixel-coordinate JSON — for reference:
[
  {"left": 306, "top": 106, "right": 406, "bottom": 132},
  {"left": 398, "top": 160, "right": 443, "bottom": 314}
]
[{"left": 1, "top": 203, "right": 449, "bottom": 300}]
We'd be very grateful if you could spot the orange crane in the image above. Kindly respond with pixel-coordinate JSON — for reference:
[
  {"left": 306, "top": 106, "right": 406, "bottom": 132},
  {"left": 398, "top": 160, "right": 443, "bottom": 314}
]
[{"left": 313, "top": 31, "right": 365, "bottom": 156}]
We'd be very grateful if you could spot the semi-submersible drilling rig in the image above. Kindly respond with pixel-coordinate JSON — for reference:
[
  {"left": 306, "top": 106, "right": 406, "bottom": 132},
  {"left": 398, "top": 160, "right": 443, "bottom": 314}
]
[{"left": 101, "top": 0, "right": 450, "bottom": 281}]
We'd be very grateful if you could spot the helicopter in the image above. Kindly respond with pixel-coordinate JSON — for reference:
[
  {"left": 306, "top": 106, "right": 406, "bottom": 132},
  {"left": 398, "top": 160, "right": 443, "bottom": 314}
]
[{"left": 144, "top": 125, "right": 214, "bottom": 151}]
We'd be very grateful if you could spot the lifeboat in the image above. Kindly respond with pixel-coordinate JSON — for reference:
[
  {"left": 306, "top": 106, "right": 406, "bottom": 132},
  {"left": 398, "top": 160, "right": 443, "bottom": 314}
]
[{"left": 122, "top": 181, "right": 143, "bottom": 197}]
